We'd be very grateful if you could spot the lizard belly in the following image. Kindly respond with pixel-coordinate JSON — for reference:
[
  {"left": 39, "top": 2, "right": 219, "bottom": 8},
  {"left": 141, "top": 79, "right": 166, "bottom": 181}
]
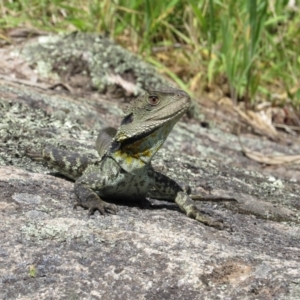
[
  {"left": 93, "top": 158, "right": 154, "bottom": 201},
  {"left": 99, "top": 172, "right": 153, "bottom": 201}
]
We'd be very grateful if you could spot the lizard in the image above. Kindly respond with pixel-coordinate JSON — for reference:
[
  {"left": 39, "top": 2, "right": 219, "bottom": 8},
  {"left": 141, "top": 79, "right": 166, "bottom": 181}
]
[{"left": 29, "top": 88, "right": 236, "bottom": 228}]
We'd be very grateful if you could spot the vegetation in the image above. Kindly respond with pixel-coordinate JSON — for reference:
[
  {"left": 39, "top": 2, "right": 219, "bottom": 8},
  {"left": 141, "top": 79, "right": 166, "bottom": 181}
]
[{"left": 1, "top": 0, "right": 300, "bottom": 107}]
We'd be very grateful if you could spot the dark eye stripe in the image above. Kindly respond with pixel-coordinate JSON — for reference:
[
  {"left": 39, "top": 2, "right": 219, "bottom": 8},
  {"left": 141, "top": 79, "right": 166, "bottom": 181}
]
[{"left": 121, "top": 113, "right": 134, "bottom": 125}]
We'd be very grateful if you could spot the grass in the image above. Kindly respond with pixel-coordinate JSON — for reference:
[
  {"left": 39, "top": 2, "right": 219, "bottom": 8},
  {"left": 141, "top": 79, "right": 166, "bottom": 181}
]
[{"left": 1, "top": 0, "right": 300, "bottom": 108}]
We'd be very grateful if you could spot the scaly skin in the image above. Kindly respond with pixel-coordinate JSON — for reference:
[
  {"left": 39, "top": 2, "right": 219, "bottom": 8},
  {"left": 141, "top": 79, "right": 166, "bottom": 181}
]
[{"left": 31, "top": 88, "right": 236, "bottom": 228}]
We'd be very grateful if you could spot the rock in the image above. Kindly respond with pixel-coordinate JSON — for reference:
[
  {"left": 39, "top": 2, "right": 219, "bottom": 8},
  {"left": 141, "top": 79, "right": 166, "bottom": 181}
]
[
  {"left": 0, "top": 33, "right": 300, "bottom": 299},
  {"left": 20, "top": 32, "right": 169, "bottom": 96}
]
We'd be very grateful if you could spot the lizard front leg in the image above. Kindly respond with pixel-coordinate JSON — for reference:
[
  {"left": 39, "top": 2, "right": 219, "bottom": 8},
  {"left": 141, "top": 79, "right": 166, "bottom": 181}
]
[
  {"left": 74, "top": 182, "right": 117, "bottom": 215},
  {"left": 150, "top": 170, "right": 225, "bottom": 228},
  {"left": 28, "top": 146, "right": 117, "bottom": 215},
  {"left": 74, "top": 166, "right": 118, "bottom": 215}
]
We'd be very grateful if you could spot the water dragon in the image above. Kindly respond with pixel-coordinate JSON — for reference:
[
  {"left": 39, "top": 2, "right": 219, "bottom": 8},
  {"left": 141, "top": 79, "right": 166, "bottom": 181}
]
[{"left": 30, "top": 88, "right": 235, "bottom": 228}]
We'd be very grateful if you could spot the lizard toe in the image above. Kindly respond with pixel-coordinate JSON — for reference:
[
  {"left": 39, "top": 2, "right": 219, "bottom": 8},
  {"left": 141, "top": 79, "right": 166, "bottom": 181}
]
[
  {"left": 88, "top": 206, "right": 103, "bottom": 215},
  {"left": 73, "top": 202, "right": 86, "bottom": 210},
  {"left": 87, "top": 202, "right": 118, "bottom": 215},
  {"left": 74, "top": 200, "right": 118, "bottom": 215},
  {"left": 102, "top": 202, "right": 118, "bottom": 214}
]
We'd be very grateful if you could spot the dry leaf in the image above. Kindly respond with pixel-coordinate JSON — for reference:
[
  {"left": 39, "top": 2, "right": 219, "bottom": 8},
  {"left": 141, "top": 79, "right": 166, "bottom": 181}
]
[
  {"left": 239, "top": 136, "right": 300, "bottom": 165},
  {"left": 235, "top": 107, "right": 279, "bottom": 141}
]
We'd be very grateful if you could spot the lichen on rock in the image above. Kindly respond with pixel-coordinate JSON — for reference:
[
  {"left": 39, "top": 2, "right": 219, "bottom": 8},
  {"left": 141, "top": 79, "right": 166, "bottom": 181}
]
[{"left": 21, "top": 32, "right": 170, "bottom": 95}]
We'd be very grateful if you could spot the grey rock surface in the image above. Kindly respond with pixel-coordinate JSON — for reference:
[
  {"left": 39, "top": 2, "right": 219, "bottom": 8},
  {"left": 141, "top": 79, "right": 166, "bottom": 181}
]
[
  {"left": 20, "top": 32, "right": 169, "bottom": 96},
  {"left": 0, "top": 34, "right": 300, "bottom": 299}
]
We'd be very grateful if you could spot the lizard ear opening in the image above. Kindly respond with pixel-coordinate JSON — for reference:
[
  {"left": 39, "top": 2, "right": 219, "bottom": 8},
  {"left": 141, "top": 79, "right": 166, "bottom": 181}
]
[{"left": 121, "top": 113, "right": 134, "bottom": 125}]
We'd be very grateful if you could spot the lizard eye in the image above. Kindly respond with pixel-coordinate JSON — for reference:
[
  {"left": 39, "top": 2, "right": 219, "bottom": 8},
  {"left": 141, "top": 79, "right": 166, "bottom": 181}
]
[{"left": 148, "top": 95, "right": 160, "bottom": 106}]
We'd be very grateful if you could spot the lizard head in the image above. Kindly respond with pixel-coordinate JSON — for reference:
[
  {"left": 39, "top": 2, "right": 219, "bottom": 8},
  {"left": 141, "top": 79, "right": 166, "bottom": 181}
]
[{"left": 114, "top": 87, "right": 191, "bottom": 143}]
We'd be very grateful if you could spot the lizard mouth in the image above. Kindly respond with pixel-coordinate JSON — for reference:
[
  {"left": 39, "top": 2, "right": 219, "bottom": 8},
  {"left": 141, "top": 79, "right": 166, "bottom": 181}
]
[
  {"left": 119, "top": 126, "right": 159, "bottom": 146},
  {"left": 109, "top": 126, "right": 158, "bottom": 153}
]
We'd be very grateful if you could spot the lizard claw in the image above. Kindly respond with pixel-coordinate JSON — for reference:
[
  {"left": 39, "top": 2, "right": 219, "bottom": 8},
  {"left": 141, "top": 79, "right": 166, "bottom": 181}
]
[{"left": 74, "top": 200, "right": 118, "bottom": 215}]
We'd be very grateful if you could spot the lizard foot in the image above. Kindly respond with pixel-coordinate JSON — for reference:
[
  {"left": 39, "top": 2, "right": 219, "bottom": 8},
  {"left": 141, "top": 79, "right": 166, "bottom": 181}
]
[
  {"left": 74, "top": 200, "right": 118, "bottom": 215},
  {"left": 191, "top": 212, "right": 224, "bottom": 229},
  {"left": 175, "top": 191, "right": 225, "bottom": 229}
]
